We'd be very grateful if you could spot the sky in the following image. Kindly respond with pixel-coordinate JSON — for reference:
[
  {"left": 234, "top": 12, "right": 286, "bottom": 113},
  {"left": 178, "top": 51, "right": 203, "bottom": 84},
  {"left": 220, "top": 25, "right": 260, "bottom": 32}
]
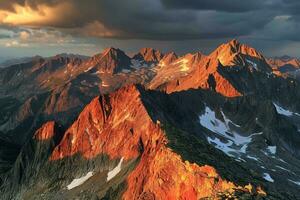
[{"left": 1, "top": 0, "right": 300, "bottom": 59}]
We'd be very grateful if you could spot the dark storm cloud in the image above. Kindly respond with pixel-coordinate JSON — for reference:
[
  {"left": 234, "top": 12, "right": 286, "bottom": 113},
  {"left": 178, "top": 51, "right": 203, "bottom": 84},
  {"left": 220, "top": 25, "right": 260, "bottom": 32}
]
[
  {"left": 160, "top": 0, "right": 263, "bottom": 12},
  {"left": 1, "top": 0, "right": 300, "bottom": 42}
]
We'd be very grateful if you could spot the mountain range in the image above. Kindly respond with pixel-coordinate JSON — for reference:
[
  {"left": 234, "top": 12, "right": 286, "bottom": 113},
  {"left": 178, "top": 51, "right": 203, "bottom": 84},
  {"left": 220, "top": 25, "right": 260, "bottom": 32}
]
[{"left": 1, "top": 40, "right": 300, "bottom": 199}]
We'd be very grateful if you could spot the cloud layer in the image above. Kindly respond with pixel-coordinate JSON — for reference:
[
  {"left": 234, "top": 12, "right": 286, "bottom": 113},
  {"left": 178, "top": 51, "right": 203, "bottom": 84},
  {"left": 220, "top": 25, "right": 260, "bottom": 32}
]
[
  {"left": 1, "top": 0, "right": 300, "bottom": 57},
  {"left": 0, "top": 0, "right": 298, "bottom": 41}
]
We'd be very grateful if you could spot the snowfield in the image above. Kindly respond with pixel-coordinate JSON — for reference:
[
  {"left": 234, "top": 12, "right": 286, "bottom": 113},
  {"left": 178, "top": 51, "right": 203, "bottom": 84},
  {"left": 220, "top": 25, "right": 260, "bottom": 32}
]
[
  {"left": 199, "top": 106, "right": 262, "bottom": 158},
  {"left": 288, "top": 179, "right": 300, "bottom": 186},
  {"left": 273, "top": 102, "right": 293, "bottom": 116},
  {"left": 67, "top": 171, "right": 94, "bottom": 190},
  {"left": 107, "top": 157, "right": 124, "bottom": 182},
  {"left": 267, "top": 146, "right": 277, "bottom": 155},
  {"left": 263, "top": 173, "right": 274, "bottom": 182}
]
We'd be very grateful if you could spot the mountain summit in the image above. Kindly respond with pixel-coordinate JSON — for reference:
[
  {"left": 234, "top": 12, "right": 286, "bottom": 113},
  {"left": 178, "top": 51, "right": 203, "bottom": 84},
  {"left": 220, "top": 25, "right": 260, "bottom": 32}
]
[
  {"left": 133, "top": 48, "right": 164, "bottom": 63},
  {"left": 211, "top": 39, "right": 266, "bottom": 67},
  {"left": 89, "top": 47, "right": 132, "bottom": 74}
]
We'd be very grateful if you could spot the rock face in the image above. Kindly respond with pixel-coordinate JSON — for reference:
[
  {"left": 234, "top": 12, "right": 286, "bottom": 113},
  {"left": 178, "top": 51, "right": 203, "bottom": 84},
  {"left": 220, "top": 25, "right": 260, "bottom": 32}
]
[{"left": 34, "top": 121, "right": 57, "bottom": 141}]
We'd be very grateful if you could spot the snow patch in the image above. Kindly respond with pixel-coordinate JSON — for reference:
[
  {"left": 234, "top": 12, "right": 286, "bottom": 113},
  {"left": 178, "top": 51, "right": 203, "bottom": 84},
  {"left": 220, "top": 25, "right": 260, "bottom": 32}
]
[
  {"left": 122, "top": 69, "right": 131, "bottom": 73},
  {"left": 92, "top": 71, "right": 101, "bottom": 75},
  {"left": 207, "top": 137, "right": 234, "bottom": 157},
  {"left": 107, "top": 157, "right": 124, "bottom": 182},
  {"left": 84, "top": 66, "right": 93, "bottom": 72},
  {"left": 246, "top": 59, "right": 258, "bottom": 70},
  {"left": 273, "top": 103, "right": 293, "bottom": 116},
  {"left": 67, "top": 171, "right": 93, "bottom": 190},
  {"left": 246, "top": 155, "right": 259, "bottom": 161},
  {"left": 277, "top": 158, "right": 288, "bottom": 164},
  {"left": 263, "top": 173, "right": 274, "bottom": 182},
  {"left": 131, "top": 59, "right": 148, "bottom": 69},
  {"left": 267, "top": 146, "right": 277, "bottom": 155},
  {"left": 275, "top": 165, "right": 291, "bottom": 172},
  {"left": 288, "top": 179, "right": 300, "bottom": 186}
]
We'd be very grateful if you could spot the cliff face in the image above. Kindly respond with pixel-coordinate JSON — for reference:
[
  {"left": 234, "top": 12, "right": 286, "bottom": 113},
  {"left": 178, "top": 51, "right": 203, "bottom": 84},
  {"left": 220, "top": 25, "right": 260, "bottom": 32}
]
[{"left": 50, "top": 85, "right": 166, "bottom": 161}]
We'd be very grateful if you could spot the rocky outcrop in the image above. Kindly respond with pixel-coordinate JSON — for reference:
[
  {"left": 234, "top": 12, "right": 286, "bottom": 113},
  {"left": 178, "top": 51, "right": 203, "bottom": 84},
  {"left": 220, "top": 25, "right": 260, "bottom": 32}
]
[{"left": 34, "top": 121, "right": 57, "bottom": 141}]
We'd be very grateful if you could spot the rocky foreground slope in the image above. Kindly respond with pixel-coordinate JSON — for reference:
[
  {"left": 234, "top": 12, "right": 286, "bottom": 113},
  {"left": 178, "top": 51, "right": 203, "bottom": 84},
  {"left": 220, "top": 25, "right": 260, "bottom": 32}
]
[
  {"left": 1, "top": 40, "right": 300, "bottom": 199},
  {"left": 0, "top": 85, "right": 269, "bottom": 200}
]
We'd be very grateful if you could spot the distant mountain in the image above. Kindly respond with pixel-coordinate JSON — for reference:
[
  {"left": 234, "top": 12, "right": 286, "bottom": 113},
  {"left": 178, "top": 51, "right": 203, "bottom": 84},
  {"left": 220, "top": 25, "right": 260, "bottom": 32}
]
[
  {"left": 133, "top": 47, "right": 164, "bottom": 63},
  {"left": 151, "top": 39, "right": 273, "bottom": 97},
  {"left": 0, "top": 56, "right": 43, "bottom": 68},
  {"left": 1, "top": 40, "right": 300, "bottom": 199},
  {"left": 267, "top": 56, "right": 300, "bottom": 79}
]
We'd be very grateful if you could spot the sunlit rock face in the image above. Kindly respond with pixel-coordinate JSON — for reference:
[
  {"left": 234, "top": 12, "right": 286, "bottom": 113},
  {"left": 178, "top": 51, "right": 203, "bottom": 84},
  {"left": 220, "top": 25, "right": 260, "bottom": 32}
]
[
  {"left": 212, "top": 39, "right": 265, "bottom": 67},
  {"left": 34, "top": 121, "right": 56, "bottom": 141},
  {"left": 50, "top": 85, "right": 165, "bottom": 160},
  {"left": 151, "top": 39, "right": 276, "bottom": 97}
]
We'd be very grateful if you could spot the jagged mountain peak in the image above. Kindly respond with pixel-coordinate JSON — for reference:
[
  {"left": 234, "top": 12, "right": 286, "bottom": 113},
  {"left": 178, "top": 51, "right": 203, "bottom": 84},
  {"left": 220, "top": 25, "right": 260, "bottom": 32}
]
[
  {"left": 211, "top": 39, "right": 266, "bottom": 67},
  {"left": 159, "top": 51, "right": 178, "bottom": 66},
  {"left": 102, "top": 47, "right": 125, "bottom": 56},
  {"left": 133, "top": 47, "right": 164, "bottom": 62},
  {"left": 92, "top": 47, "right": 128, "bottom": 60},
  {"left": 88, "top": 47, "right": 131, "bottom": 74},
  {"left": 215, "top": 39, "right": 263, "bottom": 58},
  {"left": 49, "top": 84, "right": 155, "bottom": 160},
  {"left": 190, "top": 51, "right": 206, "bottom": 63}
]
